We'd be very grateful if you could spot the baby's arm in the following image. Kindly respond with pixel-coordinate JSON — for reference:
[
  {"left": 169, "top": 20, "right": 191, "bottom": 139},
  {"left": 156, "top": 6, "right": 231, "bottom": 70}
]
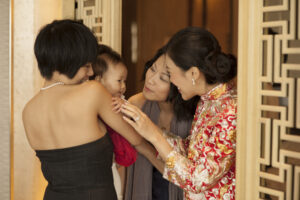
[{"left": 89, "top": 81, "right": 143, "bottom": 146}]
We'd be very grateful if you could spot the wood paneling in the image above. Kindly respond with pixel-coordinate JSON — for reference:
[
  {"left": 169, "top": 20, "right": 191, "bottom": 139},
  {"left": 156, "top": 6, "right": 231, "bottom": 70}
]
[
  {"left": 122, "top": 0, "right": 238, "bottom": 96},
  {"left": 122, "top": 0, "right": 189, "bottom": 96},
  {"left": 190, "top": 0, "right": 238, "bottom": 55}
]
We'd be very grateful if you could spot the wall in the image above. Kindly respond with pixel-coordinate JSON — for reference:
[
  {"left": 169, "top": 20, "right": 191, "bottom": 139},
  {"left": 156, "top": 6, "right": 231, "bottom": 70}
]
[
  {"left": 0, "top": 0, "right": 11, "bottom": 200},
  {"left": 12, "top": 1, "right": 74, "bottom": 199}
]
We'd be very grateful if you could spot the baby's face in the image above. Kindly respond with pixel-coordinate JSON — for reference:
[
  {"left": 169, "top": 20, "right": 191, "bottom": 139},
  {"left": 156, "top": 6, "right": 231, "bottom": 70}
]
[{"left": 99, "top": 62, "right": 127, "bottom": 97}]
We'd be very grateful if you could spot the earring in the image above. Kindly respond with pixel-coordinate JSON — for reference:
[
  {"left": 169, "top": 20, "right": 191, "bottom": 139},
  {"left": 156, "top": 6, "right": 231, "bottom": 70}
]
[{"left": 192, "top": 78, "right": 195, "bottom": 85}]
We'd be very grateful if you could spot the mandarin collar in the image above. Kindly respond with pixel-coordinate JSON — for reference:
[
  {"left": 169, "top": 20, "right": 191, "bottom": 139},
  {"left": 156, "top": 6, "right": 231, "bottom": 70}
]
[{"left": 200, "top": 81, "right": 235, "bottom": 101}]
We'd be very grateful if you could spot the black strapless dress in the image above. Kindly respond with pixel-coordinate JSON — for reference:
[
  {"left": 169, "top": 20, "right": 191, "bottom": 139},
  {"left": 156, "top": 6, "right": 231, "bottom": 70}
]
[{"left": 35, "top": 133, "right": 117, "bottom": 200}]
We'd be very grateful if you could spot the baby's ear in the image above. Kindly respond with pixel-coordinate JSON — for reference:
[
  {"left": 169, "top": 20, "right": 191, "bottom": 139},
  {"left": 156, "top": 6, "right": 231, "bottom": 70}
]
[{"left": 95, "top": 75, "right": 101, "bottom": 81}]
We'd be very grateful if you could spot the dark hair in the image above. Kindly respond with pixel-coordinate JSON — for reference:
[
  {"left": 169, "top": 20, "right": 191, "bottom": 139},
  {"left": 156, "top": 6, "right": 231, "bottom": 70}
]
[
  {"left": 166, "top": 27, "right": 237, "bottom": 84},
  {"left": 142, "top": 46, "right": 199, "bottom": 121},
  {"left": 91, "top": 44, "right": 124, "bottom": 79},
  {"left": 34, "top": 19, "right": 98, "bottom": 79}
]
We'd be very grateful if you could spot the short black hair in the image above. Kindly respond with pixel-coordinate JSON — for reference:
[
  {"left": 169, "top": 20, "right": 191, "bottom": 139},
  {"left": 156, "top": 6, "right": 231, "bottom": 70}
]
[
  {"left": 91, "top": 44, "right": 124, "bottom": 78},
  {"left": 142, "top": 46, "right": 199, "bottom": 121},
  {"left": 34, "top": 19, "right": 98, "bottom": 79},
  {"left": 166, "top": 27, "right": 237, "bottom": 84}
]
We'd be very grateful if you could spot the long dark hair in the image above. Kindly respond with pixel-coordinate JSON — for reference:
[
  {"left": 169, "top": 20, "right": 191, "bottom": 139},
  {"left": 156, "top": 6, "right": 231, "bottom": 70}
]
[
  {"left": 142, "top": 46, "right": 199, "bottom": 121},
  {"left": 166, "top": 27, "right": 237, "bottom": 84}
]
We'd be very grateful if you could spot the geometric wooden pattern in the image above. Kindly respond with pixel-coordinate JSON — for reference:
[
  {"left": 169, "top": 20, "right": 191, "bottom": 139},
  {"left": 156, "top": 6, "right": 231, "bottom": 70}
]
[
  {"left": 75, "top": 0, "right": 104, "bottom": 43},
  {"left": 75, "top": 0, "right": 122, "bottom": 53},
  {"left": 258, "top": 0, "right": 300, "bottom": 199}
]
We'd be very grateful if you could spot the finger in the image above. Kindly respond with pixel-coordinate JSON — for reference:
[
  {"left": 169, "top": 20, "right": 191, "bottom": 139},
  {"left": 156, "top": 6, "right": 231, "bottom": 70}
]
[
  {"left": 112, "top": 107, "right": 120, "bottom": 113},
  {"left": 112, "top": 99, "right": 120, "bottom": 105},
  {"left": 113, "top": 107, "right": 122, "bottom": 113},
  {"left": 121, "top": 103, "right": 142, "bottom": 115},
  {"left": 120, "top": 107, "right": 136, "bottom": 118},
  {"left": 112, "top": 100, "right": 125, "bottom": 110},
  {"left": 114, "top": 109, "right": 121, "bottom": 114},
  {"left": 122, "top": 115, "right": 137, "bottom": 129},
  {"left": 112, "top": 103, "right": 121, "bottom": 110},
  {"left": 116, "top": 106, "right": 123, "bottom": 113}
]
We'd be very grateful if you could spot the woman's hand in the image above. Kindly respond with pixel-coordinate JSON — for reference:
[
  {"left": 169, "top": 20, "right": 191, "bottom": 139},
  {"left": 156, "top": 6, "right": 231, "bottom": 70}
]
[{"left": 120, "top": 102, "right": 163, "bottom": 143}]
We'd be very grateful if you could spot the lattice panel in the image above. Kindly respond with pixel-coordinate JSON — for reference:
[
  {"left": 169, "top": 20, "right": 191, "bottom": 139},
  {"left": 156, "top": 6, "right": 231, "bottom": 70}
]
[
  {"left": 75, "top": 0, "right": 104, "bottom": 42},
  {"left": 258, "top": 0, "right": 300, "bottom": 199}
]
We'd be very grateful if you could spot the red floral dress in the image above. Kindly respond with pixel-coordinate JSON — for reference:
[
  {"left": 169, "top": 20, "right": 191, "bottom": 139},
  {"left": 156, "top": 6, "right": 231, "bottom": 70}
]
[{"left": 163, "top": 82, "right": 237, "bottom": 200}]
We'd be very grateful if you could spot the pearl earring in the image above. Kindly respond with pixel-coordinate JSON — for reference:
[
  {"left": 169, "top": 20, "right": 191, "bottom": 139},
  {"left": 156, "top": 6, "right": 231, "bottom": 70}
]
[{"left": 192, "top": 78, "right": 195, "bottom": 85}]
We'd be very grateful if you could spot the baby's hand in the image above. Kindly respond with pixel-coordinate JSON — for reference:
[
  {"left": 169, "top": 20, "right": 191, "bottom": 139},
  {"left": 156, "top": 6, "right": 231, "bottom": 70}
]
[{"left": 112, "top": 96, "right": 128, "bottom": 113}]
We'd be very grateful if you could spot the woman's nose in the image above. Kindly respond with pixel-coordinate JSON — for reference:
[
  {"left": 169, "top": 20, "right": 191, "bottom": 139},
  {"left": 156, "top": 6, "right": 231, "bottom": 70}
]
[{"left": 147, "top": 73, "right": 158, "bottom": 85}]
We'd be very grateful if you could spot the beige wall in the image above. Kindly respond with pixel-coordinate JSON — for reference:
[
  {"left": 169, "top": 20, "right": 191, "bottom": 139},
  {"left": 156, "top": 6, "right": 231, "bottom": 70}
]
[
  {"left": 0, "top": 1, "right": 11, "bottom": 200},
  {"left": 13, "top": 1, "right": 74, "bottom": 199}
]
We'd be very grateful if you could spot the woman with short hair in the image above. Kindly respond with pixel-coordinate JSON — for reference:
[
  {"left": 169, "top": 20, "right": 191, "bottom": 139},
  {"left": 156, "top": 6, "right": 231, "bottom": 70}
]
[{"left": 22, "top": 19, "right": 143, "bottom": 200}]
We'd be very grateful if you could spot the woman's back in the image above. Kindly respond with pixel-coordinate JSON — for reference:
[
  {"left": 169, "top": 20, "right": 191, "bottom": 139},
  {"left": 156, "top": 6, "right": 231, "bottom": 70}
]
[
  {"left": 23, "top": 82, "right": 107, "bottom": 150},
  {"left": 23, "top": 81, "right": 122, "bottom": 199}
]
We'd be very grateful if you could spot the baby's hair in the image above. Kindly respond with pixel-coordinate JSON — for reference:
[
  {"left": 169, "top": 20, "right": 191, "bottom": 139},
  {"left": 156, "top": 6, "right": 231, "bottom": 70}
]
[{"left": 91, "top": 44, "right": 124, "bottom": 79}]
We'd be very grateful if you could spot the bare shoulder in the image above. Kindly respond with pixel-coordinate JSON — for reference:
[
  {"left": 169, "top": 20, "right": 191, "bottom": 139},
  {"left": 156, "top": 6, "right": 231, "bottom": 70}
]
[
  {"left": 128, "top": 93, "right": 146, "bottom": 109},
  {"left": 22, "top": 96, "right": 37, "bottom": 143},
  {"left": 76, "top": 80, "right": 110, "bottom": 100},
  {"left": 75, "top": 80, "right": 112, "bottom": 109},
  {"left": 78, "top": 80, "right": 106, "bottom": 94},
  {"left": 22, "top": 95, "right": 37, "bottom": 123}
]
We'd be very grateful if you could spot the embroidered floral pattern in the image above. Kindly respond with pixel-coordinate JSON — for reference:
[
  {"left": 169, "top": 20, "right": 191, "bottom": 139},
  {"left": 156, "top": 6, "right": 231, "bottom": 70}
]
[{"left": 163, "top": 82, "right": 237, "bottom": 200}]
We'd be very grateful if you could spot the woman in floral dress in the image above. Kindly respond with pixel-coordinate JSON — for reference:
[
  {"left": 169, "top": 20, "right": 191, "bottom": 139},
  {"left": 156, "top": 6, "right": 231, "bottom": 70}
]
[{"left": 119, "top": 27, "right": 237, "bottom": 200}]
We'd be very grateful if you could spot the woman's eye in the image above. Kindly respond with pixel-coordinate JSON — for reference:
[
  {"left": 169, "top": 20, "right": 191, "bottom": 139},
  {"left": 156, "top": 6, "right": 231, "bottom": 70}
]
[
  {"left": 150, "top": 66, "right": 155, "bottom": 72},
  {"left": 160, "top": 78, "right": 169, "bottom": 83},
  {"left": 160, "top": 76, "right": 170, "bottom": 83}
]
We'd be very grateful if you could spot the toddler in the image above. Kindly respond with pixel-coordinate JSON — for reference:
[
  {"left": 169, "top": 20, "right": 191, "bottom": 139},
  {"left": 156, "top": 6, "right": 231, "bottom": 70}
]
[{"left": 91, "top": 44, "right": 137, "bottom": 198}]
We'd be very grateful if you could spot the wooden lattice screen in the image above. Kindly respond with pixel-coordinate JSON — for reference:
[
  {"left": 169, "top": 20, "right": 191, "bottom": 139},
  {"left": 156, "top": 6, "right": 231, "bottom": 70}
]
[
  {"left": 258, "top": 0, "right": 300, "bottom": 199},
  {"left": 237, "top": 0, "right": 300, "bottom": 199}
]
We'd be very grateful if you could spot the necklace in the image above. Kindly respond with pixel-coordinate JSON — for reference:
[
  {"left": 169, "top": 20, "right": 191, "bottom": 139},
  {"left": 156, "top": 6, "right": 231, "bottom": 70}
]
[{"left": 40, "top": 82, "right": 65, "bottom": 91}]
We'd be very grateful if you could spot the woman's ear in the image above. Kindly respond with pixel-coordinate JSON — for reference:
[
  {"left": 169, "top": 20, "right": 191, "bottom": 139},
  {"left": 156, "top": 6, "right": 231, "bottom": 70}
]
[{"left": 187, "top": 66, "right": 201, "bottom": 80}]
